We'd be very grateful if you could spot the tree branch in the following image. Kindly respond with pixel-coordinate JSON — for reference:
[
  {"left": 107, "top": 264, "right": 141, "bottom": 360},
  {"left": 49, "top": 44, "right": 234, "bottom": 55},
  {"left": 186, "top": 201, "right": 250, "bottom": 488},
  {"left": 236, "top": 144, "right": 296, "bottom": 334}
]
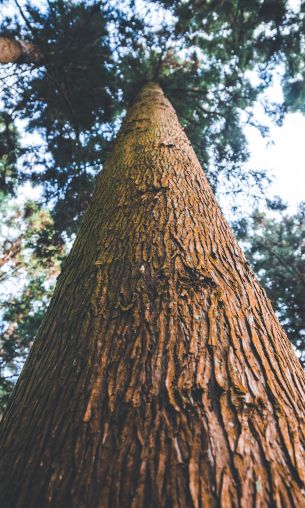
[{"left": 0, "top": 37, "right": 43, "bottom": 64}]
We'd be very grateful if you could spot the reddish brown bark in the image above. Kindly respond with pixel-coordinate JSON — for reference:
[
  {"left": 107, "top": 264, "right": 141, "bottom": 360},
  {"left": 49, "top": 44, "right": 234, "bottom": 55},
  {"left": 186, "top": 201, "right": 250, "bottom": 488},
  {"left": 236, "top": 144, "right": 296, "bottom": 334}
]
[{"left": 1, "top": 83, "right": 305, "bottom": 507}]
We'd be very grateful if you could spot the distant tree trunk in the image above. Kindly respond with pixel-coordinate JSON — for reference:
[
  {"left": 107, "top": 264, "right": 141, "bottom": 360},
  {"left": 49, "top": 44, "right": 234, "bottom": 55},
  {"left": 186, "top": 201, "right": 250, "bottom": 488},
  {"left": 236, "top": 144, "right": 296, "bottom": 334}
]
[
  {"left": 1, "top": 82, "right": 305, "bottom": 507},
  {"left": 0, "top": 36, "right": 42, "bottom": 64}
]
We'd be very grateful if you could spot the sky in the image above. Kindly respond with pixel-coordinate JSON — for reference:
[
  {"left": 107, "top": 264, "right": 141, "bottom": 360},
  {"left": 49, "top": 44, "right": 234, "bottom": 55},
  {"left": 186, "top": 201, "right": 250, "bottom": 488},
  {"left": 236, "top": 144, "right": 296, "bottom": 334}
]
[
  {"left": 244, "top": 0, "right": 305, "bottom": 210},
  {"left": 246, "top": 112, "right": 305, "bottom": 210}
]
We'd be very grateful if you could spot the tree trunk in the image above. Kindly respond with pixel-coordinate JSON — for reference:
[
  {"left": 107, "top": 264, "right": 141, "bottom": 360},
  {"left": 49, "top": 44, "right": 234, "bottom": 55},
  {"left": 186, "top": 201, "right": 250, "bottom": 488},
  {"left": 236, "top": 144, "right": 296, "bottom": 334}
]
[
  {"left": 0, "top": 37, "right": 42, "bottom": 64},
  {"left": 1, "top": 82, "right": 305, "bottom": 507}
]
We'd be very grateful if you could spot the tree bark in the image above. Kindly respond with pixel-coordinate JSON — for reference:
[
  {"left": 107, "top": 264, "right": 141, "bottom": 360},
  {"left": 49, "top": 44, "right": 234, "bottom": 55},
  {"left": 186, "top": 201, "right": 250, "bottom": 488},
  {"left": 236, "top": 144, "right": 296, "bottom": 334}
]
[
  {"left": 1, "top": 82, "right": 305, "bottom": 507},
  {"left": 0, "top": 36, "right": 42, "bottom": 64}
]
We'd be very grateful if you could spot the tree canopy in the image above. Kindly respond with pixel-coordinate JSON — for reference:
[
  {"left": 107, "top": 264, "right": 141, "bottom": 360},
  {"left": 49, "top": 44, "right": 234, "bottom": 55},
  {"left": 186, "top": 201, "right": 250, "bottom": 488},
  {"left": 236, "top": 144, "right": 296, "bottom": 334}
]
[{"left": 3, "top": 0, "right": 301, "bottom": 228}]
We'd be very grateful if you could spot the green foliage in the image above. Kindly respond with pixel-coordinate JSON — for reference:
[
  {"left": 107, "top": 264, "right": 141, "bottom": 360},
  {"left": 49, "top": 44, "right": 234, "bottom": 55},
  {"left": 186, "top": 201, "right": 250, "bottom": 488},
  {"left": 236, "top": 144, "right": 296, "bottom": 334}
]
[
  {"left": 234, "top": 200, "right": 305, "bottom": 365},
  {"left": 160, "top": 0, "right": 301, "bottom": 70},
  {"left": 0, "top": 113, "right": 66, "bottom": 409},
  {"left": 158, "top": 0, "right": 304, "bottom": 166},
  {"left": 281, "top": 2, "right": 305, "bottom": 114},
  {"left": 0, "top": 197, "right": 66, "bottom": 410},
  {"left": 1, "top": 0, "right": 289, "bottom": 236},
  {"left": 0, "top": 0, "right": 303, "bottom": 226},
  {"left": 0, "top": 112, "right": 19, "bottom": 195},
  {"left": 1, "top": 0, "right": 119, "bottom": 234}
]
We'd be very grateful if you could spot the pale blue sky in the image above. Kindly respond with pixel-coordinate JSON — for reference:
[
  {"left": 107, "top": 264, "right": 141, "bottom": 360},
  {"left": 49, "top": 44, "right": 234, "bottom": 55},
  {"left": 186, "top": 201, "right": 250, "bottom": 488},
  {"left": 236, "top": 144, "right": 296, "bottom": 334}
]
[{"left": 246, "top": 112, "right": 305, "bottom": 208}]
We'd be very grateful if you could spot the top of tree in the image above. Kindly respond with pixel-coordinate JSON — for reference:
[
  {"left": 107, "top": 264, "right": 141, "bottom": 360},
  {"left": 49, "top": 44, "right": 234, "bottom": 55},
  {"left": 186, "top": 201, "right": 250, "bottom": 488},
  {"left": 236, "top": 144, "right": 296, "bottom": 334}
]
[{"left": 2, "top": 0, "right": 303, "bottom": 237}]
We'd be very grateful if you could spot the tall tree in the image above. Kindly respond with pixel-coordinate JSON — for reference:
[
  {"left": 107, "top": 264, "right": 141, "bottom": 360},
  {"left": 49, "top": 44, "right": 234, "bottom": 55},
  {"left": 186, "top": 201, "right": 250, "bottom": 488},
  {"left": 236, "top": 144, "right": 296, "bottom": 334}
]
[
  {"left": 1, "top": 82, "right": 305, "bottom": 507},
  {"left": 0, "top": 0, "right": 279, "bottom": 404}
]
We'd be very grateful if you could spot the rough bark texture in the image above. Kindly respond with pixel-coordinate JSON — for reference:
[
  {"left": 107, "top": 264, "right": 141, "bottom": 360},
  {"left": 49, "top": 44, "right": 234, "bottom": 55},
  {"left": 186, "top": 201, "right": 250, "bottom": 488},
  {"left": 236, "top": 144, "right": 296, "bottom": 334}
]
[
  {"left": 0, "top": 36, "right": 42, "bottom": 64},
  {"left": 1, "top": 83, "right": 305, "bottom": 507}
]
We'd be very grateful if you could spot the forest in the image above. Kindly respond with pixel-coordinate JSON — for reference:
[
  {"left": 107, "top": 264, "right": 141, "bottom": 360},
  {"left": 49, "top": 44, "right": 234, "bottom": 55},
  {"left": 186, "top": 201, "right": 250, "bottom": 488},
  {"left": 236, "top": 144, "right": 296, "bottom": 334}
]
[{"left": 0, "top": 0, "right": 305, "bottom": 506}]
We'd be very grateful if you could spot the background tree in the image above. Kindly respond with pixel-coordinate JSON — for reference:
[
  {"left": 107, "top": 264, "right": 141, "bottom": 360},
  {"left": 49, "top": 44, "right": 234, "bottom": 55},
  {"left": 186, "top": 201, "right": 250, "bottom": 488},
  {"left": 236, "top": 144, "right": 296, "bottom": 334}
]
[
  {"left": 0, "top": 111, "right": 18, "bottom": 194},
  {"left": 0, "top": 112, "right": 66, "bottom": 409},
  {"left": 234, "top": 198, "right": 305, "bottom": 366},
  {"left": 0, "top": 198, "right": 66, "bottom": 411}
]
